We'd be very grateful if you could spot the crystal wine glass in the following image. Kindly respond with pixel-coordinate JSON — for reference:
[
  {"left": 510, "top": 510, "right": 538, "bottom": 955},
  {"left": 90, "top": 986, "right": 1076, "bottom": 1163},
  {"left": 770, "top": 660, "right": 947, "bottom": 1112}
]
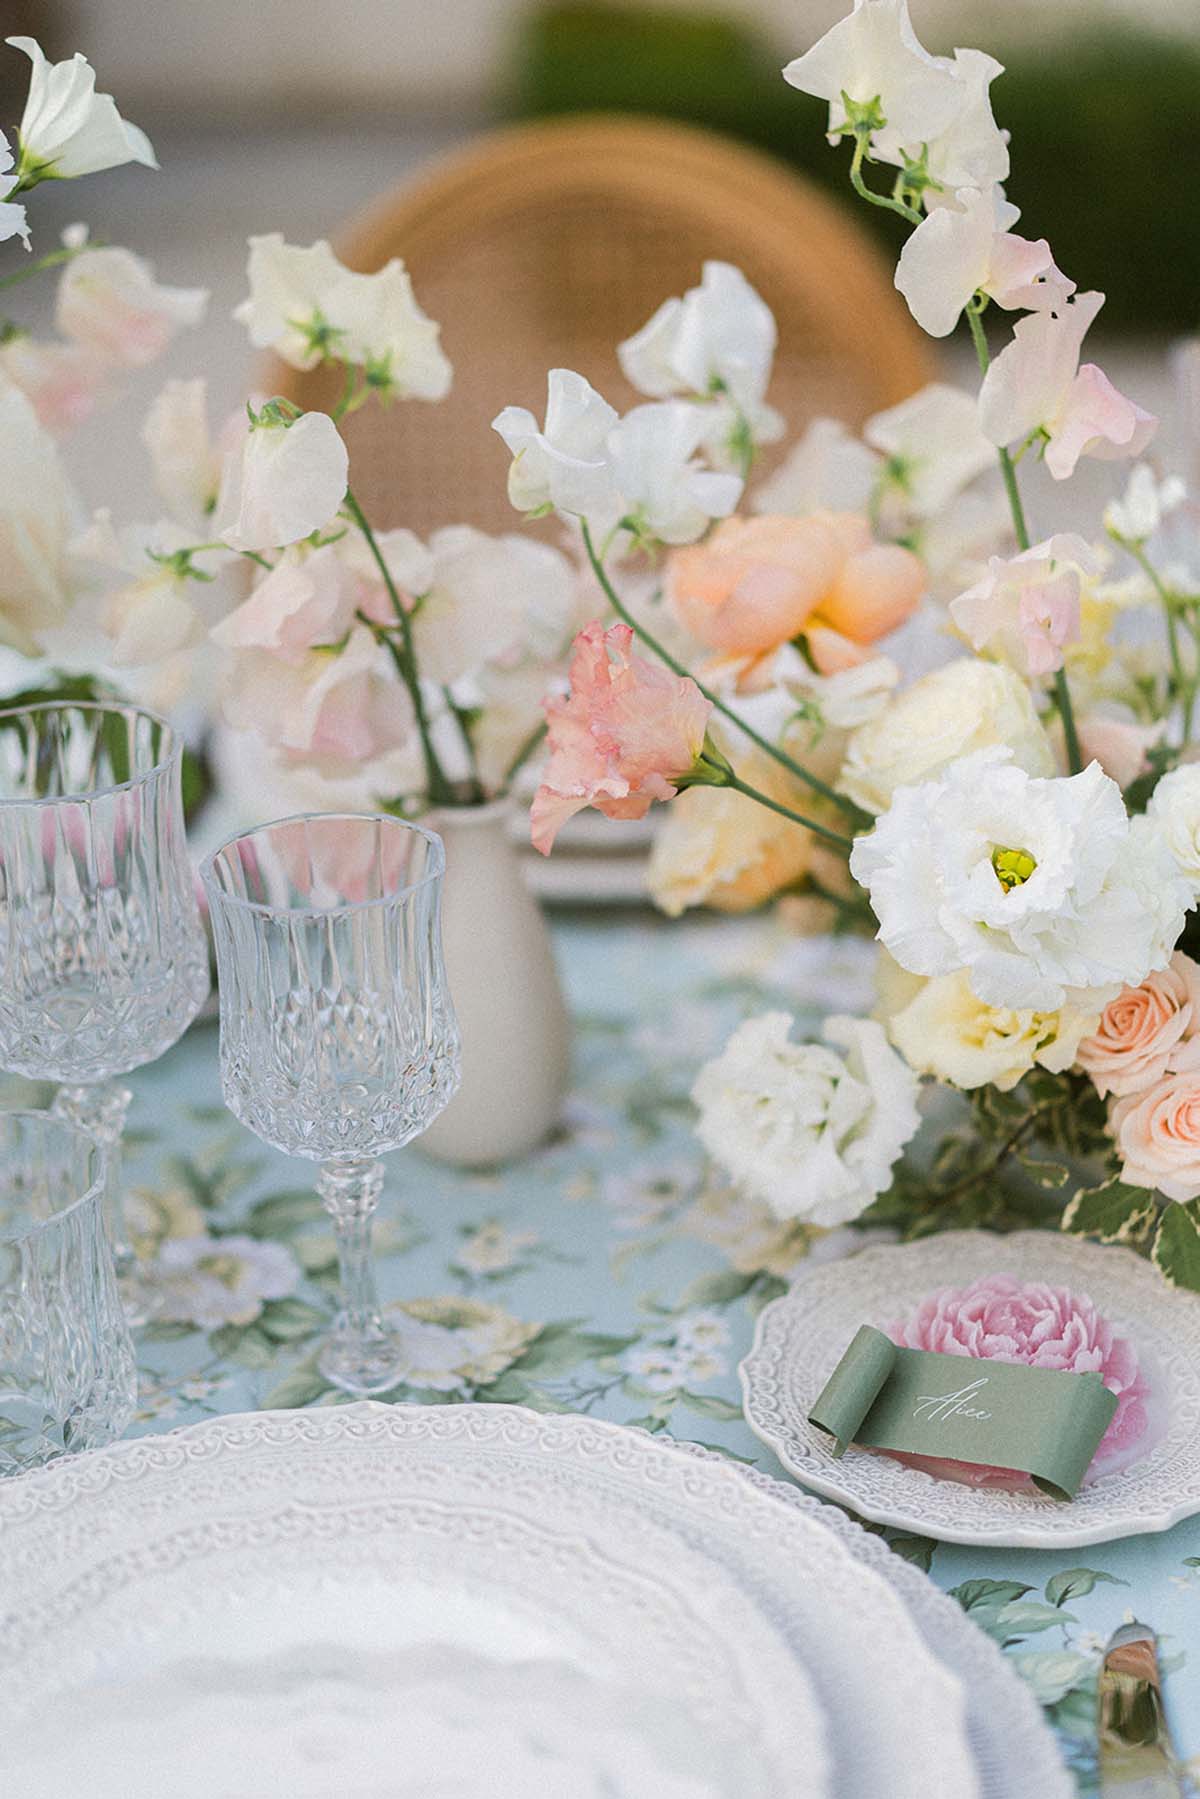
[
  {"left": 200, "top": 812, "right": 461, "bottom": 1396},
  {"left": 0, "top": 703, "right": 210, "bottom": 1282}
]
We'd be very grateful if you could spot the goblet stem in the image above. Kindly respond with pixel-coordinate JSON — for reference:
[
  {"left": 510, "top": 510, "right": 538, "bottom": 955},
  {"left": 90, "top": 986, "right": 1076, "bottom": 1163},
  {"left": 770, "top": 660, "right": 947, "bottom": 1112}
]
[
  {"left": 316, "top": 1155, "right": 404, "bottom": 1397},
  {"left": 51, "top": 1080, "right": 133, "bottom": 1268}
]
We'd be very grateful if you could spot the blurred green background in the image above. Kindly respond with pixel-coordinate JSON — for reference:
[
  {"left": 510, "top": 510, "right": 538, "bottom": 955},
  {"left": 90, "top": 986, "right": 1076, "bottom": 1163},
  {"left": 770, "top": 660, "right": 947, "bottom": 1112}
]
[{"left": 506, "top": 3, "right": 1199, "bottom": 336}]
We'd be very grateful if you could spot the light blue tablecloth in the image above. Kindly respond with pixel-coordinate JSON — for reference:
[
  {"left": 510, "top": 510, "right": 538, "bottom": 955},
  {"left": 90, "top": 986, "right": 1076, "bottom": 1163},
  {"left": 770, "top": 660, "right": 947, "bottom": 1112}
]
[{"left": 98, "top": 914, "right": 1198, "bottom": 1796}]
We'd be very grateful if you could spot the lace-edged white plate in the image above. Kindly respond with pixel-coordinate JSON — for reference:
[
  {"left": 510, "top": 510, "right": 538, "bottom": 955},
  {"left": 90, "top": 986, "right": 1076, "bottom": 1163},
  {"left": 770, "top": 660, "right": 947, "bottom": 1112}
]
[
  {"left": 740, "top": 1230, "right": 1200, "bottom": 1549},
  {"left": 0, "top": 1405, "right": 990, "bottom": 1799}
]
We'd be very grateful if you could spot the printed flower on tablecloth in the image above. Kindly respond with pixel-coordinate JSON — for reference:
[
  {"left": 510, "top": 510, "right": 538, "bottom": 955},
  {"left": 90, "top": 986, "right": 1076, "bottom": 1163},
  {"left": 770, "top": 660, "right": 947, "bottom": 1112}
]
[
  {"left": 887, "top": 1272, "right": 1154, "bottom": 1486},
  {"left": 150, "top": 1233, "right": 301, "bottom": 1329},
  {"left": 451, "top": 1220, "right": 540, "bottom": 1280},
  {"left": 384, "top": 1297, "right": 542, "bottom": 1395}
]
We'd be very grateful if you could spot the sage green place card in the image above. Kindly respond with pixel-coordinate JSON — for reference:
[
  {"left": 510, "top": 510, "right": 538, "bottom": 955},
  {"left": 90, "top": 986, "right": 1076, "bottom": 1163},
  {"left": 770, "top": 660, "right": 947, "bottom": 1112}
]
[{"left": 809, "top": 1325, "right": 1118, "bottom": 1502}]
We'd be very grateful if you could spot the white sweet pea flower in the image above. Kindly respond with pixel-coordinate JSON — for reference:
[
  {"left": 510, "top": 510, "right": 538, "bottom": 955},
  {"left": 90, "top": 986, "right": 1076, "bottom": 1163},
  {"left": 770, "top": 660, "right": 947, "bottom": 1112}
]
[
  {"left": 782, "top": 0, "right": 962, "bottom": 151},
  {"left": 910, "top": 48, "right": 1009, "bottom": 192},
  {"left": 56, "top": 246, "right": 207, "bottom": 367},
  {"left": 235, "top": 234, "right": 451, "bottom": 398},
  {"left": 896, "top": 186, "right": 1072, "bottom": 338},
  {"left": 1147, "top": 765, "right": 1200, "bottom": 894},
  {"left": 865, "top": 383, "right": 995, "bottom": 517},
  {"left": 72, "top": 508, "right": 210, "bottom": 666},
  {"left": 618, "top": 261, "right": 782, "bottom": 467},
  {"left": 1104, "top": 463, "right": 1187, "bottom": 545},
  {"left": 607, "top": 400, "right": 742, "bottom": 545},
  {"left": 0, "top": 131, "right": 28, "bottom": 248},
  {"left": 949, "top": 533, "right": 1100, "bottom": 678},
  {"left": 142, "top": 378, "right": 230, "bottom": 532},
  {"left": 214, "top": 408, "right": 348, "bottom": 554},
  {"left": 850, "top": 747, "right": 1191, "bottom": 1011},
  {"left": 0, "top": 334, "right": 107, "bottom": 435},
  {"left": 692, "top": 1010, "right": 920, "bottom": 1228},
  {"left": 7, "top": 36, "right": 156, "bottom": 183},
  {"left": 413, "top": 527, "right": 574, "bottom": 685},
  {"left": 492, "top": 368, "right": 620, "bottom": 520},
  {"left": 0, "top": 382, "right": 72, "bottom": 653},
  {"left": 751, "top": 416, "right": 881, "bottom": 516},
  {"left": 221, "top": 621, "right": 413, "bottom": 775},
  {"left": 979, "top": 291, "right": 1157, "bottom": 480}
]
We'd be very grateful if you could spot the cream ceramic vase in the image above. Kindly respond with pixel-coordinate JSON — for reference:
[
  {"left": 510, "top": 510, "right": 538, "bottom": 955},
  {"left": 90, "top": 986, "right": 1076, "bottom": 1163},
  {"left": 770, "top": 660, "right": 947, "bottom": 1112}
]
[{"left": 418, "top": 798, "right": 571, "bottom": 1167}]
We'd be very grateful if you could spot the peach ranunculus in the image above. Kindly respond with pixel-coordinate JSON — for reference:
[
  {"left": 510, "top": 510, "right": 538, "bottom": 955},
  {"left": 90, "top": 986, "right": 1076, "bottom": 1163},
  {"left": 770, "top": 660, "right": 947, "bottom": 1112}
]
[
  {"left": 530, "top": 620, "right": 712, "bottom": 854},
  {"left": 666, "top": 512, "right": 923, "bottom": 668},
  {"left": 1111, "top": 1069, "right": 1200, "bottom": 1202},
  {"left": 1076, "top": 953, "right": 1200, "bottom": 1100}
]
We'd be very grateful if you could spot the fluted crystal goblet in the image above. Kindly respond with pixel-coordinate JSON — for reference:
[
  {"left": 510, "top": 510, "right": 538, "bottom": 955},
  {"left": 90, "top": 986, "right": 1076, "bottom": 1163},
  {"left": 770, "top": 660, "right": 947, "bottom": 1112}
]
[
  {"left": 0, "top": 703, "right": 210, "bottom": 1285},
  {"left": 200, "top": 812, "right": 460, "bottom": 1396}
]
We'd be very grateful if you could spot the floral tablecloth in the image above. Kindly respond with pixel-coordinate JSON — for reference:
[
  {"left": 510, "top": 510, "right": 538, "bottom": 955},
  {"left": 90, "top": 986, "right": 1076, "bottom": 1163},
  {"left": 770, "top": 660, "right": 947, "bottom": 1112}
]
[{"left": 57, "top": 914, "right": 1200, "bottom": 1796}]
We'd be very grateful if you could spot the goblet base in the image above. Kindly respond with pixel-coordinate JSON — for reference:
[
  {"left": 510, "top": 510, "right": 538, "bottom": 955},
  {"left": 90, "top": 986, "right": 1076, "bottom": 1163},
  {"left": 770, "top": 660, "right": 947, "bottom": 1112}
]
[{"left": 317, "top": 1327, "right": 408, "bottom": 1398}]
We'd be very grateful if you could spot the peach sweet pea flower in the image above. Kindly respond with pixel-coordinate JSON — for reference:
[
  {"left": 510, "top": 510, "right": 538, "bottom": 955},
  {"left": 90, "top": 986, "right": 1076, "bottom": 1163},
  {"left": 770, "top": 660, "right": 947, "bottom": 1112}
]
[
  {"left": 1076, "top": 953, "right": 1200, "bottom": 1100},
  {"left": 1111, "top": 1069, "right": 1200, "bottom": 1203},
  {"left": 667, "top": 512, "right": 923, "bottom": 668},
  {"left": 530, "top": 620, "right": 712, "bottom": 854}
]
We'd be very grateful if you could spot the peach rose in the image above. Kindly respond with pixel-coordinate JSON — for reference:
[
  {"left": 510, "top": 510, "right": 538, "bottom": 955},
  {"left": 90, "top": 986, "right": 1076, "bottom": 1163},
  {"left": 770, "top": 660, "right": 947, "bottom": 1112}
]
[
  {"left": 1076, "top": 952, "right": 1200, "bottom": 1098},
  {"left": 667, "top": 511, "right": 924, "bottom": 664},
  {"left": 1111, "top": 1069, "right": 1200, "bottom": 1201}
]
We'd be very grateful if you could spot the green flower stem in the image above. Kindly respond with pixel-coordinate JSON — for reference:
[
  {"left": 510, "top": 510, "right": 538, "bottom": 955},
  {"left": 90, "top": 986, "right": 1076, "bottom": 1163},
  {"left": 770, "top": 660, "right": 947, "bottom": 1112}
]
[
  {"left": 964, "top": 301, "right": 1083, "bottom": 775},
  {"left": 719, "top": 770, "right": 854, "bottom": 853},
  {"left": 580, "top": 521, "right": 868, "bottom": 829},
  {"left": 502, "top": 719, "right": 548, "bottom": 791},
  {"left": 848, "top": 128, "right": 922, "bottom": 224},
  {"left": 1121, "top": 536, "right": 1195, "bottom": 742},
  {"left": 443, "top": 686, "right": 486, "bottom": 805},
  {"left": 343, "top": 489, "right": 457, "bottom": 805},
  {"left": 0, "top": 242, "right": 86, "bottom": 292}
]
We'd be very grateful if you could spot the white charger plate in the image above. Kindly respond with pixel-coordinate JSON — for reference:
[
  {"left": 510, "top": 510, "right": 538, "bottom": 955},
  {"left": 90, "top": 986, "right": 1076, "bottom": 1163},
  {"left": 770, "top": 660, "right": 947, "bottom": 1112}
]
[
  {"left": 0, "top": 1405, "right": 985, "bottom": 1799},
  {"left": 740, "top": 1230, "right": 1200, "bottom": 1549}
]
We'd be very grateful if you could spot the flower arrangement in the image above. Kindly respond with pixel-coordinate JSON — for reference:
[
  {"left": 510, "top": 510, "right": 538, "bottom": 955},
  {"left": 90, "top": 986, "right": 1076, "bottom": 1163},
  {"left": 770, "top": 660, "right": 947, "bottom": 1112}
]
[
  {"left": 487, "top": 0, "right": 1200, "bottom": 1290},
  {"left": 6, "top": 16, "right": 1200, "bottom": 1288}
]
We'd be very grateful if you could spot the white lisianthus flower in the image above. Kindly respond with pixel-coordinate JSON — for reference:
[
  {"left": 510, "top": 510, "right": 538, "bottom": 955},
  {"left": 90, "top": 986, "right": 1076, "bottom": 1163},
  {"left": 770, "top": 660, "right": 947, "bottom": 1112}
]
[
  {"left": 1104, "top": 463, "right": 1187, "bottom": 546},
  {"left": 1147, "top": 765, "right": 1200, "bottom": 894},
  {"left": 850, "top": 747, "right": 1191, "bottom": 1011},
  {"left": 618, "top": 261, "right": 783, "bottom": 467},
  {"left": 214, "top": 409, "right": 348, "bottom": 553},
  {"left": 782, "top": 0, "right": 962, "bottom": 151},
  {"left": 56, "top": 245, "right": 207, "bottom": 367},
  {"left": 7, "top": 36, "right": 156, "bottom": 183},
  {"left": 607, "top": 400, "right": 742, "bottom": 545},
  {"left": 886, "top": 968, "right": 1098, "bottom": 1093},
  {"left": 492, "top": 368, "right": 620, "bottom": 520},
  {"left": 0, "top": 382, "right": 72, "bottom": 653},
  {"left": 896, "top": 186, "right": 1072, "bottom": 339},
  {"left": 839, "top": 659, "right": 1054, "bottom": 815},
  {"left": 864, "top": 383, "right": 996, "bottom": 518},
  {"left": 235, "top": 234, "right": 451, "bottom": 398},
  {"left": 751, "top": 416, "right": 881, "bottom": 517},
  {"left": 692, "top": 1010, "right": 920, "bottom": 1227}
]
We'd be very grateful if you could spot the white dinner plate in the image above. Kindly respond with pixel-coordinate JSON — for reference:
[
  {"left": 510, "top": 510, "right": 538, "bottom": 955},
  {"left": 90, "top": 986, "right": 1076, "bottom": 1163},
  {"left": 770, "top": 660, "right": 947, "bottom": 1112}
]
[
  {"left": 0, "top": 1405, "right": 983, "bottom": 1799},
  {"left": 740, "top": 1230, "right": 1200, "bottom": 1549}
]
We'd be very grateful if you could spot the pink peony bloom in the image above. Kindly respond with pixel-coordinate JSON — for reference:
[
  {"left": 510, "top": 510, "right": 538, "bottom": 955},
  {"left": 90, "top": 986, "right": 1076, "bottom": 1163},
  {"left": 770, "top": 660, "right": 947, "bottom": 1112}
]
[
  {"left": 1076, "top": 952, "right": 1200, "bottom": 1099},
  {"left": 886, "top": 1272, "right": 1150, "bottom": 1487},
  {"left": 1111, "top": 1067, "right": 1200, "bottom": 1202},
  {"left": 530, "top": 620, "right": 712, "bottom": 854},
  {"left": 979, "top": 291, "right": 1156, "bottom": 482}
]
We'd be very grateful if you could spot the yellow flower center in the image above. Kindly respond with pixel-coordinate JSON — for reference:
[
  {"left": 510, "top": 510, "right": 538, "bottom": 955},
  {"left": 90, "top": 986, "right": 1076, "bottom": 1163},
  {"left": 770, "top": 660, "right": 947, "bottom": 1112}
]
[
  {"left": 991, "top": 846, "right": 1037, "bottom": 892},
  {"left": 198, "top": 1252, "right": 244, "bottom": 1289}
]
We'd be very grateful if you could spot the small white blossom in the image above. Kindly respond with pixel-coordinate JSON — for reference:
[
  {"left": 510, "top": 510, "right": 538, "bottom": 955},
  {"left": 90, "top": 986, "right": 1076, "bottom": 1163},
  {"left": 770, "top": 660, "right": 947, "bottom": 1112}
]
[
  {"left": 865, "top": 383, "right": 996, "bottom": 517},
  {"left": 1147, "top": 765, "right": 1200, "bottom": 894},
  {"left": 56, "top": 245, "right": 206, "bottom": 367},
  {"left": 752, "top": 416, "right": 881, "bottom": 517},
  {"left": 0, "top": 382, "right": 72, "bottom": 654},
  {"left": 782, "top": 0, "right": 962, "bottom": 152},
  {"left": 7, "top": 36, "right": 156, "bottom": 182},
  {"left": 1104, "top": 463, "right": 1187, "bottom": 545},
  {"left": 692, "top": 1011, "right": 920, "bottom": 1228},
  {"left": 607, "top": 400, "right": 742, "bottom": 545},
  {"left": 214, "top": 409, "right": 348, "bottom": 553}
]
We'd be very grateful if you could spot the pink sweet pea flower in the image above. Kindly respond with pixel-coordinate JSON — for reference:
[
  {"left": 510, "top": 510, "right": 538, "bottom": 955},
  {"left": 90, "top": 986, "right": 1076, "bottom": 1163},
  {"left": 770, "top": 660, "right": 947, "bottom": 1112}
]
[
  {"left": 950, "top": 533, "right": 1097, "bottom": 678},
  {"left": 979, "top": 291, "right": 1156, "bottom": 480},
  {"left": 56, "top": 246, "right": 207, "bottom": 368},
  {"left": 0, "top": 336, "right": 109, "bottom": 435},
  {"left": 530, "top": 620, "right": 712, "bottom": 854}
]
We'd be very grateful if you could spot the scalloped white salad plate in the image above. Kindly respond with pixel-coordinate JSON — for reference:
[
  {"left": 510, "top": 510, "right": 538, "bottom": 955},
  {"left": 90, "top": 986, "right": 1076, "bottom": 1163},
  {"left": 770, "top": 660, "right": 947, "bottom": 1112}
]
[
  {"left": 740, "top": 1230, "right": 1199, "bottom": 1549},
  {"left": 0, "top": 1405, "right": 984, "bottom": 1799}
]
